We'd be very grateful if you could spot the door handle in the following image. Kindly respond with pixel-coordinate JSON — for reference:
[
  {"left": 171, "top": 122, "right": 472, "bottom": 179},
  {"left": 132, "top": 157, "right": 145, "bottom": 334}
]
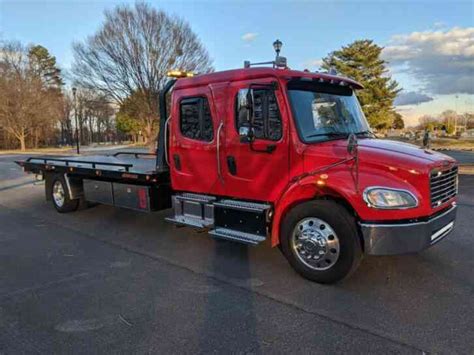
[
  {"left": 216, "top": 122, "right": 224, "bottom": 182},
  {"left": 250, "top": 142, "right": 276, "bottom": 154},
  {"left": 227, "top": 156, "right": 237, "bottom": 175},
  {"left": 173, "top": 154, "right": 181, "bottom": 171}
]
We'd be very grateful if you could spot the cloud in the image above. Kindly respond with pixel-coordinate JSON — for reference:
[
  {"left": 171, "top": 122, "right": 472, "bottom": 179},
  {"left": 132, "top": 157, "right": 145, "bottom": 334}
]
[
  {"left": 241, "top": 33, "right": 258, "bottom": 42},
  {"left": 303, "top": 59, "right": 323, "bottom": 69},
  {"left": 383, "top": 27, "right": 474, "bottom": 95},
  {"left": 394, "top": 91, "right": 434, "bottom": 106}
]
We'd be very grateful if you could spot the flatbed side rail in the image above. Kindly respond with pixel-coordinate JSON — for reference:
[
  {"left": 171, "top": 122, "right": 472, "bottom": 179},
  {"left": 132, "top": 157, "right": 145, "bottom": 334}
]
[
  {"left": 25, "top": 157, "right": 133, "bottom": 171},
  {"left": 16, "top": 157, "right": 169, "bottom": 184},
  {"left": 113, "top": 152, "right": 156, "bottom": 159}
]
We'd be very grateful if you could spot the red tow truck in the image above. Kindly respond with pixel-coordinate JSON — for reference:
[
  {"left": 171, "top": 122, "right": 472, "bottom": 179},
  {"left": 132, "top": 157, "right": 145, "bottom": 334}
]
[{"left": 17, "top": 53, "right": 458, "bottom": 283}]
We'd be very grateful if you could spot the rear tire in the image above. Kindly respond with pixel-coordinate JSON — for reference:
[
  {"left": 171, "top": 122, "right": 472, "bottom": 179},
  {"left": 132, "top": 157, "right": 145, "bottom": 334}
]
[
  {"left": 280, "top": 200, "right": 362, "bottom": 284},
  {"left": 51, "top": 176, "right": 79, "bottom": 213}
]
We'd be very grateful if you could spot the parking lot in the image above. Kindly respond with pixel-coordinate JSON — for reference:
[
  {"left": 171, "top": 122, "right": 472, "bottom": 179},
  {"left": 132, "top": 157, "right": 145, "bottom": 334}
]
[{"left": 1, "top": 153, "right": 473, "bottom": 354}]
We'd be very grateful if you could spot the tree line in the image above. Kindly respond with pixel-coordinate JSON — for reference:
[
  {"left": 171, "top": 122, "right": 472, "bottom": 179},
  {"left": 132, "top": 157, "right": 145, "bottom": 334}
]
[
  {"left": 418, "top": 111, "right": 474, "bottom": 134},
  {"left": 1, "top": 2, "right": 422, "bottom": 151},
  {"left": 0, "top": 2, "right": 212, "bottom": 151},
  {"left": 0, "top": 42, "right": 120, "bottom": 150}
]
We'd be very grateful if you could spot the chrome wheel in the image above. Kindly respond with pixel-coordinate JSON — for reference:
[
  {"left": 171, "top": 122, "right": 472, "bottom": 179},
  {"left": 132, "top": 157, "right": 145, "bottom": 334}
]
[
  {"left": 291, "top": 217, "right": 340, "bottom": 271},
  {"left": 52, "top": 180, "right": 65, "bottom": 208}
]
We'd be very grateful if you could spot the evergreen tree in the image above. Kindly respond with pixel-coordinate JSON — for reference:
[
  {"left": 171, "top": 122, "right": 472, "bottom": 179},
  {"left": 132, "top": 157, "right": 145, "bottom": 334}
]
[
  {"left": 28, "top": 45, "right": 63, "bottom": 88},
  {"left": 322, "top": 40, "right": 401, "bottom": 130},
  {"left": 115, "top": 90, "right": 154, "bottom": 144},
  {"left": 392, "top": 112, "right": 405, "bottom": 129}
]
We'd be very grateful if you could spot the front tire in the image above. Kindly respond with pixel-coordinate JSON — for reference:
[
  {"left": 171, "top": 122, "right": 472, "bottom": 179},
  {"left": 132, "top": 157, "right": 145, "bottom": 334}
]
[
  {"left": 51, "top": 177, "right": 79, "bottom": 213},
  {"left": 280, "top": 200, "right": 362, "bottom": 284}
]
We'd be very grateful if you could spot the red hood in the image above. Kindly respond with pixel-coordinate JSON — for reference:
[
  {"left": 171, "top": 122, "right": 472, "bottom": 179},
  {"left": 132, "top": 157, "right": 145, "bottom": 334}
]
[
  {"left": 302, "top": 138, "right": 457, "bottom": 174},
  {"left": 358, "top": 139, "right": 455, "bottom": 162},
  {"left": 357, "top": 139, "right": 457, "bottom": 166}
]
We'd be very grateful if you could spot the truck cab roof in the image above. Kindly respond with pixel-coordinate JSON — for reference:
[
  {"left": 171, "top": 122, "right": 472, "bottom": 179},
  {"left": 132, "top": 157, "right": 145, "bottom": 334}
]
[{"left": 173, "top": 67, "right": 364, "bottom": 90}]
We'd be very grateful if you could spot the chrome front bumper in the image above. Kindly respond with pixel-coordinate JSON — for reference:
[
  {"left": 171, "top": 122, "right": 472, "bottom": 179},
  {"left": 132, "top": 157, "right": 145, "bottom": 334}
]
[{"left": 360, "top": 204, "right": 457, "bottom": 255}]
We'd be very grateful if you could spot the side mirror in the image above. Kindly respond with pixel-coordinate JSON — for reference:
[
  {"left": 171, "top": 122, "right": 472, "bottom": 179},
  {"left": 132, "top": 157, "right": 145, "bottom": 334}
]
[{"left": 239, "top": 124, "right": 255, "bottom": 143}]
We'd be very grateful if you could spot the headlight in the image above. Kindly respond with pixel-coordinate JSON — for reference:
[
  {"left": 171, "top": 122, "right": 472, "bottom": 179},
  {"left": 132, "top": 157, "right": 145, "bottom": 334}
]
[{"left": 363, "top": 187, "right": 418, "bottom": 209}]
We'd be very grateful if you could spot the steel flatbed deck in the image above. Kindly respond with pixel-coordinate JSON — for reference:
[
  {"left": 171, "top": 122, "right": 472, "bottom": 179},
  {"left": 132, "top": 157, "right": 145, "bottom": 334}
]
[{"left": 17, "top": 151, "right": 170, "bottom": 185}]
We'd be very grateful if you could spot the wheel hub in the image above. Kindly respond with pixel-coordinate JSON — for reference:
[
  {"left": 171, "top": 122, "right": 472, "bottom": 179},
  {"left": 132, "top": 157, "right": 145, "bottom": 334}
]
[
  {"left": 291, "top": 217, "right": 340, "bottom": 271},
  {"left": 301, "top": 235, "right": 326, "bottom": 256}
]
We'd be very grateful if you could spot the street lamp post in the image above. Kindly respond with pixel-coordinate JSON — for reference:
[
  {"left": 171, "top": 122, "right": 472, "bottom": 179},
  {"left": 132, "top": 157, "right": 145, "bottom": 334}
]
[
  {"left": 273, "top": 39, "right": 282, "bottom": 59},
  {"left": 72, "top": 87, "right": 80, "bottom": 154}
]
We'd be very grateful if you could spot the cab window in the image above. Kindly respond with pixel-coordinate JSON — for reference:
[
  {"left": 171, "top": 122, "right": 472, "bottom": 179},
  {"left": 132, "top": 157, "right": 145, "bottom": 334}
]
[
  {"left": 235, "top": 89, "right": 282, "bottom": 141},
  {"left": 180, "top": 97, "right": 214, "bottom": 142}
]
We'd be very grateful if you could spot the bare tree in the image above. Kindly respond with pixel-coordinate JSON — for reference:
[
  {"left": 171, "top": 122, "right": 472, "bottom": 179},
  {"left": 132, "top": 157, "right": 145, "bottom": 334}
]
[
  {"left": 71, "top": 2, "right": 213, "bottom": 148},
  {"left": 73, "top": 88, "right": 115, "bottom": 145},
  {"left": 60, "top": 94, "right": 74, "bottom": 145},
  {"left": 0, "top": 41, "right": 63, "bottom": 150}
]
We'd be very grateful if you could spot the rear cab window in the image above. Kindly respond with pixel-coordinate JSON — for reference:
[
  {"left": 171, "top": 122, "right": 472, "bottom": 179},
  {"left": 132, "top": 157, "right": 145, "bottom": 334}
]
[{"left": 180, "top": 97, "right": 214, "bottom": 142}]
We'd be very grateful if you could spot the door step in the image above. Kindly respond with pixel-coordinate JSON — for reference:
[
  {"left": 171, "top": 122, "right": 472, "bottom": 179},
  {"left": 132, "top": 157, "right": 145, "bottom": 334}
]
[
  {"left": 213, "top": 199, "right": 271, "bottom": 213},
  {"left": 165, "top": 215, "right": 212, "bottom": 228},
  {"left": 166, "top": 193, "right": 271, "bottom": 245},
  {"left": 209, "top": 227, "right": 266, "bottom": 245},
  {"left": 165, "top": 193, "right": 215, "bottom": 228},
  {"left": 176, "top": 192, "right": 216, "bottom": 203}
]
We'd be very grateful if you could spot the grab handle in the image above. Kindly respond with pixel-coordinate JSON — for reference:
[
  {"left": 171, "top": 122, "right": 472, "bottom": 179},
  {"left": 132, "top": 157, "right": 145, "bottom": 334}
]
[
  {"left": 164, "top": 116, "right": 171, "bottom": 166},
  {"left": 216, "top": 121, "right": 224, "bottom": 182}
]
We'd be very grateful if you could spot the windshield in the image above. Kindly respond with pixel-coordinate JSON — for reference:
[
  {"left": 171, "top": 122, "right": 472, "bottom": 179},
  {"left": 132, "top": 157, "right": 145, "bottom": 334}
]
[{"left": 287, "top": 81, "right": 371, "bottom": 143}]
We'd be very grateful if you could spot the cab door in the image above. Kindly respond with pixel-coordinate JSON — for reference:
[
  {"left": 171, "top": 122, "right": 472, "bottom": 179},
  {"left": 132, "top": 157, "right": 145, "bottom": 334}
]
[
  {"left": 169, "top": 86, "right": 223, "bottom": 195},
  {"left": 223, "top": 80, "right": 289, "bottom": 202}
]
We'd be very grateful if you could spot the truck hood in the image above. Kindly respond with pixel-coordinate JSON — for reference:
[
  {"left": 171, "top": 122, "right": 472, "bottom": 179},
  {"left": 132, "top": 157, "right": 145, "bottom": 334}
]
[
  {"left": 302, "top": 138, "right": 456, "bottom": 177},
  {"left": 356, "top": 139, "right": 456, "bottom": 164}
]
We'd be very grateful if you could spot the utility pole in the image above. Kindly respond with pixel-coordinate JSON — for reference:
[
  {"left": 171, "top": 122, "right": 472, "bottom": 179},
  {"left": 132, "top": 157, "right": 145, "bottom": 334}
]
[
  {"left": 72, "top": 87, "right": 80, "bottom": 154},
  {"left": 454, "top": 95, "right": 459, "bottom": 135}
]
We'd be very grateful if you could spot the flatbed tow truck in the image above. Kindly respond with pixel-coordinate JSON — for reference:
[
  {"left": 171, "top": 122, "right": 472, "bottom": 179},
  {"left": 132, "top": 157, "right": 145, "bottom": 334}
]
[{"left": 17, "top": 47, "right": 458, "bottom": 283}]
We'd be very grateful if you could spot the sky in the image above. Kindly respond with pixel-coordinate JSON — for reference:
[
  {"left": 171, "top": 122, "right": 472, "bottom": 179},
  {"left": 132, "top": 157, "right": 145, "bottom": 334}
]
[{"left": 1, "top": 0, "right": 473, "bottom": 126}]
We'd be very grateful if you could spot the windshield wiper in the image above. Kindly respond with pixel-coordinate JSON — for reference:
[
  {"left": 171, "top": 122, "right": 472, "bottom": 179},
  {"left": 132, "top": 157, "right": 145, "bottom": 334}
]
[
  {"left": 306, "top": 132, "right": 349, "bottom": 139},
  {"left": 355, "top": 130, "right": 376, "bottom": 138}
]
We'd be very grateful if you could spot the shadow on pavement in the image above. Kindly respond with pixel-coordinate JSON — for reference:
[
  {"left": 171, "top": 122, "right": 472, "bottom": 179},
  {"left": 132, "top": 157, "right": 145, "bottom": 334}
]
[{"left": 200, "top": 241, "right": 260, "bottom": 352}]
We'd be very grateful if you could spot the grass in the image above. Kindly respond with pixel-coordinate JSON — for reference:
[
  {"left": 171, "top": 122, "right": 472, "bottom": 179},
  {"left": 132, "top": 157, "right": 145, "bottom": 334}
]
[
  {"left": 383, "top": 137, "right": 474, "bottom": 150},
  {"left": 430, "top": 138, "right": 474, "bottom": 149},
  {"left": 0, "top": 146, "right": 74, "bottom": 155},
  {"left": 0, "top": 142, "right": 139, "bottom": 155}
]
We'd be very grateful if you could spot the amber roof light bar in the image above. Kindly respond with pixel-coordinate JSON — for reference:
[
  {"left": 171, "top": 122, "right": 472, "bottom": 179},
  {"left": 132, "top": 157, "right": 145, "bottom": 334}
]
[{"left": 166, "top": 70, "right": 195, "bottom": 78}]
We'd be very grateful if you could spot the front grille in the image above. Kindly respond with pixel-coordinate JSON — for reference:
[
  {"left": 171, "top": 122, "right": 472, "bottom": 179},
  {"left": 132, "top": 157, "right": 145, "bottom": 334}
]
[{"left": 430, "top": 166, "right": 458, "bottom": 208}]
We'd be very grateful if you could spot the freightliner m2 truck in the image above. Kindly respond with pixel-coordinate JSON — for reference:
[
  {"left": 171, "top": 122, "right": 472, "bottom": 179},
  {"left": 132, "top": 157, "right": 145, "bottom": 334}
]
[{"left": 17, "top": 58, "right": 458, "bottom": 284}]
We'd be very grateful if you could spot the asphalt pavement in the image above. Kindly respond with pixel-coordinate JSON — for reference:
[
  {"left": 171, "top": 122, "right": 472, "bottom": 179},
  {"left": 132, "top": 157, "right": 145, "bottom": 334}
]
[
  {"left": 440, "top": 149, "right": 474, "bottom": 164},
  {"left": 0, "top": 153, "right": 473, "bottom": 354}
]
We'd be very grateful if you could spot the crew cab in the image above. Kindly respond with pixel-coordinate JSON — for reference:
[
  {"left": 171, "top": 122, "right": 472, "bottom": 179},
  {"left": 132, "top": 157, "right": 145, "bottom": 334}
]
[{"left": 17, "top": 66, "right": 458, "bottom": 284}]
